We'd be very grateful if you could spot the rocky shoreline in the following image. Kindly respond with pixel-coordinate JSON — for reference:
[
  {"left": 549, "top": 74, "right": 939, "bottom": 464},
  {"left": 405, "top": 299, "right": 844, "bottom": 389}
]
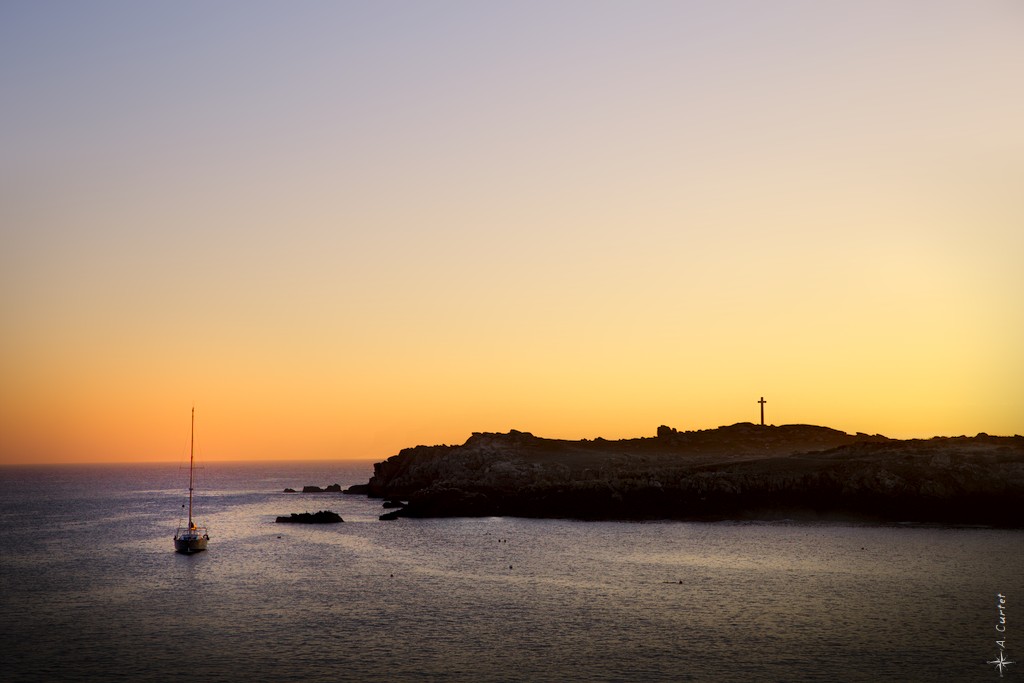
[{"left": 346, "top": 423, "right": 1024, "bottom": 526}]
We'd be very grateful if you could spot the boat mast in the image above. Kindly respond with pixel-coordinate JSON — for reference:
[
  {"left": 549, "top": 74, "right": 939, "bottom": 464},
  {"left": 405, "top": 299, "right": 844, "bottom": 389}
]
[{"left": 188, "top": 406, "right": 195, "bottom": 527}]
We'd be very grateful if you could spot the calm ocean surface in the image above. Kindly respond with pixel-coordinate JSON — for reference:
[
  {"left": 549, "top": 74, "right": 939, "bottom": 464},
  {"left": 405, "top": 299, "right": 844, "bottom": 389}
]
[{"left": 1, "top": 460, "right": 1020, "bottom": 682}]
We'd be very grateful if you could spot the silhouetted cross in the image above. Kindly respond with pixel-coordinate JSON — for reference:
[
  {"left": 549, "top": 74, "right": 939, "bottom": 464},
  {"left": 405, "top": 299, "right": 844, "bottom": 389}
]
[{"left": 758, "top": 397, "right": 766, "bottom": 426}]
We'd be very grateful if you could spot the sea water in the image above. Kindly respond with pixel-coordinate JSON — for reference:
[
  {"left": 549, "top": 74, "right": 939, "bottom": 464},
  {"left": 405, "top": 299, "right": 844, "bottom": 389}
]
[{"left": 0, "top": 461, "right": 1020, "bottom": 682}]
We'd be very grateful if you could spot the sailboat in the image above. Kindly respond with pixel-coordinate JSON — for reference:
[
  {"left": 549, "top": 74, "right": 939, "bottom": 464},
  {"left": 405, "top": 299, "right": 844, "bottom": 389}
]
[{"left": 174, "top": 407, "right": 209, "bottom": 554}]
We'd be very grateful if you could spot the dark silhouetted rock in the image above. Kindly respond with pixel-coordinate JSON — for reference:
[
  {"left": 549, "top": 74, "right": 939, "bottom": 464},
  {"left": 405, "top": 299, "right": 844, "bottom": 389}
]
[
  {"left": 657, "top": 425, "right": 677, "bottom": 439},
  {"left": 296, "top": 484, "right": 343, "bottom": 493},
  {"left": 275, "top": 510, "right": 344, "bottom": 524},
  {"left": 283, "top": 488, "right": 296, "bottom": 493}
]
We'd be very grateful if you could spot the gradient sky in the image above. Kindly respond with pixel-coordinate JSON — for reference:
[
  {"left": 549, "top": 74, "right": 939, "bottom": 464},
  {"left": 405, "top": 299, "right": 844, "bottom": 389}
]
[{"left": 2, "top": 1, "right": 1022, "bottom": 464}]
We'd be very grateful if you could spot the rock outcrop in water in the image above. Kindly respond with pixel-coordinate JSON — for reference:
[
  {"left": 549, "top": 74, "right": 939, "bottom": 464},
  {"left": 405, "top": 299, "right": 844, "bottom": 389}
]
[
  {"left": 289, "top": 484, "right": 342, "bottom": 493},
  {"left": 349, "top": 424, "right": 1024, "bottom": 526},
  {"left": 275, "top": 510, "right": 344, "bottom": 524}
]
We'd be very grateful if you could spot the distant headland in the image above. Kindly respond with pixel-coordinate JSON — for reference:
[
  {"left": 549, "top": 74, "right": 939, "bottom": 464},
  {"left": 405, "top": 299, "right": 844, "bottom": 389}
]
[{"left": 345, "top": 423, "right": 1024, "bottom": 526}]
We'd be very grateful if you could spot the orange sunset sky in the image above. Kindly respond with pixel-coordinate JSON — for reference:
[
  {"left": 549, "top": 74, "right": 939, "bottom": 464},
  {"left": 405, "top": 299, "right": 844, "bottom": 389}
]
[{"left": 2, "top": 2, "right": 1022, "bottom": 465}]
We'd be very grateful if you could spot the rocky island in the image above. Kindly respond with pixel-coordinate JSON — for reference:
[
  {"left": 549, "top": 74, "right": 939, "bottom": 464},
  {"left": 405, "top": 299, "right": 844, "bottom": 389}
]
[
  {"left": 275, "top": 510, "right": 344, "bottom": 524},
  {"left": 283, "top": 484, "right": 342, "bottom": 493},
  {"left": 348, "top": 423, "right": 1024, "bottom": 526}
]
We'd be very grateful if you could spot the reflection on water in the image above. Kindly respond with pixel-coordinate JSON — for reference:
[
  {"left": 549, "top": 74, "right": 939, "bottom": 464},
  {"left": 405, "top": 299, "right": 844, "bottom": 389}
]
[{"left": 1, "top": 462, "right": 1021, "bottom": 682}]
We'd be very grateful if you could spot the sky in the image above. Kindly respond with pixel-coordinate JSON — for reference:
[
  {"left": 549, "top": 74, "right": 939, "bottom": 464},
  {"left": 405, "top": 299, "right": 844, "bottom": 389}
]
[{"left": 2, "top": 1, "right": 1022, "bottom": 464}]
